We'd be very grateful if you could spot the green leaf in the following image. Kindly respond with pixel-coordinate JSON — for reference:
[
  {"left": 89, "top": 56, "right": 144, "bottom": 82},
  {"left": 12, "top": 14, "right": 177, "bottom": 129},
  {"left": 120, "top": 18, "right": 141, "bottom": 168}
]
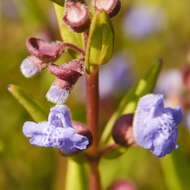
[
  {"left": 100, "top": 60, "right": 163, "bottom": 146},
  {"left": 50, "top": 0, "right": 65, "bottom": 6},
  {"left": 85, "top": 11, "right": 114, "bottom": 73},
  {"left": 65, "top": 158, "right": 88, "bottom": 190},
  {"left": 53, "top": 3, "right": 84, "bottom": 49},
  {"left": 161, "top": 150, "right": 190, "bottom": 190},
  {"left": 8, "top": 84, "right": 48, "bottom": 122}
]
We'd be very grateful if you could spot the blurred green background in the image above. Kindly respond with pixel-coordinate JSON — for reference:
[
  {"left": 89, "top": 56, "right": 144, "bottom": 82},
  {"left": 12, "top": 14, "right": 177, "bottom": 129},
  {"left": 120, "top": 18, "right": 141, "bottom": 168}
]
[{"left": 1, "top": 0, "right": 190, "bottom": 189}]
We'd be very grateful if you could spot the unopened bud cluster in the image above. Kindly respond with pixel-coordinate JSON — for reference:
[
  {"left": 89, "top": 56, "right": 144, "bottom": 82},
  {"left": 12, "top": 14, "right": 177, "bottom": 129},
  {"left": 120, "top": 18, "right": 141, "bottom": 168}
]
[
  {"left": 20, "top": 37, "right": 85, "bottom": 105},
  {"left": 62, "top": 0, "right": 121, "bottom": 33}
]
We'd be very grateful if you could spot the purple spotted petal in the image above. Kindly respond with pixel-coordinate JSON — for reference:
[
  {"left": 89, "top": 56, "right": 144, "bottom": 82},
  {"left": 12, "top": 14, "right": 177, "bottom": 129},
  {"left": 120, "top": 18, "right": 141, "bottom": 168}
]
[
  {"left": 71, "top": 133, "right": 89, "bottom": 150},
  {"left": 23, "top": 121, "right": 50, "bottom": 137},
  {"left": 48, "top": 105, "right": 72, "bottom": 128},
  {"left": 22, "top": 105, "right": 89, "bottom": 152},
  {"left": 133, "top": 94, "right": 183, "bottom": 158}
]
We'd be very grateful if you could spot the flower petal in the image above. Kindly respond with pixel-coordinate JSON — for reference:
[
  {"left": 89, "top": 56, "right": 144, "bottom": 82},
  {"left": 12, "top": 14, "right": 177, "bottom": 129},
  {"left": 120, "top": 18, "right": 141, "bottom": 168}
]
[
  {"left": 133, "top": 94, "right": 183, "bottom": 157},
  {"left": 48, "top": 105, "right": 72, "bottom": 128}
]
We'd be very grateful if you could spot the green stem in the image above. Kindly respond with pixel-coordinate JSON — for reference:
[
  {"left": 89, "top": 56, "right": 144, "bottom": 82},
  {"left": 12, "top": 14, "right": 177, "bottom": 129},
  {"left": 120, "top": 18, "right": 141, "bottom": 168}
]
[{"left": 65, "top": 158, "right": 88, "bottom": 190}]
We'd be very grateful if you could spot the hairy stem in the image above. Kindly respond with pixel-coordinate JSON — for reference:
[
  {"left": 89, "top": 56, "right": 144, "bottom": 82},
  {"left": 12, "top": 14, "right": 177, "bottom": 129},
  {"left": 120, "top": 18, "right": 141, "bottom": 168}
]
[{"left": 86, "top": 65, "right": 101, "bottom": 190}]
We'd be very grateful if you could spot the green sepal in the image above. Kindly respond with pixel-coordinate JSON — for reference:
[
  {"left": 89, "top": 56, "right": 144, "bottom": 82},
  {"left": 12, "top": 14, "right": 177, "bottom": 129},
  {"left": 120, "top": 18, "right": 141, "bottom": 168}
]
[
  {"left": 100, "top": 60, "right": 163, "bottom": 146},
  {"left": 50, "top": 0, "right": 65, "bottom": 6},
  {"left": 85, "top": 11, "right": 114, "bottom": 73},
  {"left": 53, "top": 3, "right": 84, "bottom": 50},
  {"left": 8, "top": 84, "right": 48, "bottom": 122}
]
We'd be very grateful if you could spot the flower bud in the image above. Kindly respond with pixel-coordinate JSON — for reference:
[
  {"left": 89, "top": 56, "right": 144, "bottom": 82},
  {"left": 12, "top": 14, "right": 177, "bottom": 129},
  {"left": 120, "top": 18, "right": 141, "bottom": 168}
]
[
  {"left": 72, "top": 121, "right": 93, "bottom": 147},
  {"left": 63, "top": 1, "right": 90, "bottom": 33},
  {"left": 46, "top": 78, "right": 71, "bottom": 104},
  {"left": 47, "top": 59, "right": 84, "bottom": 104},
  {"left": 112, "top": 114, "right": 136, "bottom": 147},
  {"left": 26, "top": 37, "right": 63, "bottom": 62},
  {"left": 48, "top": 59, "right": 84, "bottom": 83},
  {"left": 181, "top": 64, "right": 190, "bottom": 92},
  {"left": 94, "top": 0, "right": 121, "bottom": 18},
  {"left": 108, "top": 180, "right": 137, "bottom": 190},
  {"left": 20, "top": 56, "right": 47, "bottom": 78}
]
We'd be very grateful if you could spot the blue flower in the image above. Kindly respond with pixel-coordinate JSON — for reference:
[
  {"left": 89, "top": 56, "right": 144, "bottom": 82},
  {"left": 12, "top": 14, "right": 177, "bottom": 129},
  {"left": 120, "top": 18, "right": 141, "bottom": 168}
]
[
  {"left": 123, "top": 4, "right": 166, "bottom": 39},
  {"left": 23, "top": 105, "right": 89, "bottom": 153},
  {"left": 46, "top": 84, "right": 70, "bottom": 105},
  {"left": 133, "top": 94, "right": 183, "bottom": 157}
]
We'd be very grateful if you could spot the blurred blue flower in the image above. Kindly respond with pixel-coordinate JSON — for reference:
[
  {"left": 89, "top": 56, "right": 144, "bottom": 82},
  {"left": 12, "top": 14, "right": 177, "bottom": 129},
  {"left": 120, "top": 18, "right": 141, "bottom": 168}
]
[
  {"left": 23, "top": 105, "right": 89, "bottom": 152},
  {"left": 123, "top": 4, "right": 167, "bottom": 39},
  {"left": 156, "top": 69, "right": 182, "bottom": 96},
  {"left": 133, "top": 94, "right": 183, "bottom": 157},
  {"left": 74, "top": 53, "right": 134, "bottom": 102},
  {"left": 99, "top": 53, "right": 134, "bottom": 98}
]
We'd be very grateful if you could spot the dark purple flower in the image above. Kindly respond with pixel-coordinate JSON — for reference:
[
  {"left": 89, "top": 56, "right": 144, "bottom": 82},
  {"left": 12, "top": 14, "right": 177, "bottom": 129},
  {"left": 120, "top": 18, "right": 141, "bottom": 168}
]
[
  {"left": 23, "top": 105, "right": 89, "bottom": 152},
  {"left": 133, "top": 94, "right": 183, "bottom": 157}
]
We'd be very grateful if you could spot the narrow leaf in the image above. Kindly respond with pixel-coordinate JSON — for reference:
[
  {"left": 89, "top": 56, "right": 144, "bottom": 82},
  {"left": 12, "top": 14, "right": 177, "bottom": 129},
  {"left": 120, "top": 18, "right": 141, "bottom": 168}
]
[
  {"left": 51, "top": 0, "right": 65, "bottom": 6},
  {"left": 65, "top": 158, "right": 88, "bottom": 190},
  {"left": 8, "top": 84, "right": 48, "bottom": 122},
  {"left": 85, "top": 11, "right": 114, "bottom": 73},
  {"left": 100, "top": 60, "right": 163, "bottom": 145}
]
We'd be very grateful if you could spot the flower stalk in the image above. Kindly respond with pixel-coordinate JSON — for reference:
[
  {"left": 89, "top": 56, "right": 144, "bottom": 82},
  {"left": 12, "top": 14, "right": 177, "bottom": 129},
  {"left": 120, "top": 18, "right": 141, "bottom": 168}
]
[{"left": 86, "top": 65, "right": 102, "bottom": 190}]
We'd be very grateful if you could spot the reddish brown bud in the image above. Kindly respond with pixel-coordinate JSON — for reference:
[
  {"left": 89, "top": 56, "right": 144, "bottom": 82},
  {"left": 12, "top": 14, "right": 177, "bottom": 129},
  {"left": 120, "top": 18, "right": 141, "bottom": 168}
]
[
  {"left": 48, "top": 59, "right": 84, "bottom": 84},
  {"left": 26, "top": 37, "right": 63, "bottom": 62},
  {"left": 94, "top": 0, "right": 121, "bottom": 18},
  {"left": 63, "top": 1, "right": 90, "bottom": 33},
  {"left": 109, "top": 180, "right": 137, "bottom": 190},
  {"left": 181, "top": 64, "right": 190, "bottom": 92},
  {"left": 112, "top": 114, "right": 136, "bottom": 147},
  {"left": 72, "top": 121, "right": 93, "bottom": 147}
]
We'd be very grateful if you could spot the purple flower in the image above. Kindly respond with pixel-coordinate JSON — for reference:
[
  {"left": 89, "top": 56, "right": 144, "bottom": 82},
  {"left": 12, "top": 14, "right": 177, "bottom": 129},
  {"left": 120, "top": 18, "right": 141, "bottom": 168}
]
[
  {"left": 23, "top": 105, "right": 89, "bottom": 152},
  {"left": 156, "top": 69, "right": 182, "bottom": 96},
  {"left": 46, "top": 84, "right": 70, "bottom": 105},
  {"left": 123, "top": 4, "right": 166, "bottom": 39},
  {"left": 133, "top": 94, "right": 183, "bottom": 157},
  {"left": 20, "top": 56, "right": 46, "bottom": 78},
  {"left": 99, "top": 53, "right": 134, "bottom": 98}
]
